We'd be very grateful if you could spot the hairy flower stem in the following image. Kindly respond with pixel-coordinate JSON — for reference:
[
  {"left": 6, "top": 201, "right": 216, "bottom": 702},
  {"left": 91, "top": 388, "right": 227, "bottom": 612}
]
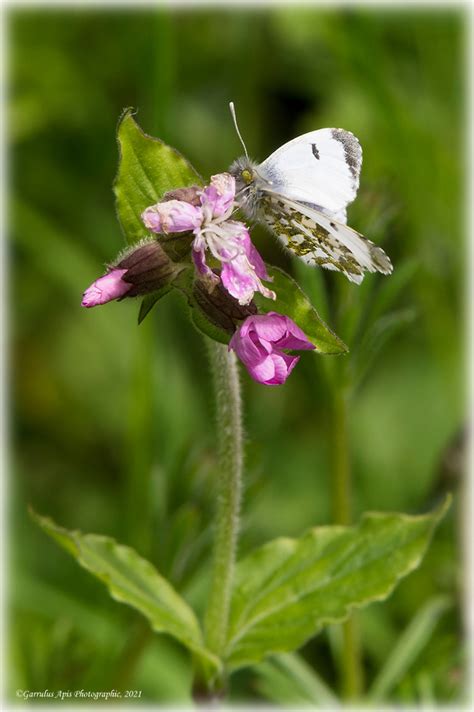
[
  {"left": 204, "top": 340, "right": 243, "bottom": 679},
  {"left": 331, "top": 386, "right": 364, "bottom": 700}
]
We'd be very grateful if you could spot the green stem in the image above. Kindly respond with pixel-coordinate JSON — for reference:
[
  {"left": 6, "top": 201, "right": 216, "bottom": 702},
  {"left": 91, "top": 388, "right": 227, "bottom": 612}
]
[
  {"left": 331, "top": 388, "right": 351, "bottom": 527},
  {"left": 341, "top": 616, "right": 363, "bottom": 700},
  {"left": 204, "top": 341, "right": 243, "bottom": 664},
  {"left": 331, "top": 386, "right": 364, "bottom": 700}
]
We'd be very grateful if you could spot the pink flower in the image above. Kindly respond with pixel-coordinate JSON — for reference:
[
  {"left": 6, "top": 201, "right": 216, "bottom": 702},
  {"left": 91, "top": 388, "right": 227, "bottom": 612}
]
[
  {"left": 141, "top": 173, "right": 275, "bottom": 306},
  {"left": 82, "top": 269, "right": 130, "bottom": 307},
  {"left": 229, "top": 312, "right": 315, "bottom": 386}
]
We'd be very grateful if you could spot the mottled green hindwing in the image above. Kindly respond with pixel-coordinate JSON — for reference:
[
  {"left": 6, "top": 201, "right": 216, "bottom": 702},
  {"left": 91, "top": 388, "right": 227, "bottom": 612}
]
[
  {"left": 262, "top": 196, "right": 364, "bottom": 281},
  {"left": 260, "top": 195, "right": 391, "bottom": 285}
]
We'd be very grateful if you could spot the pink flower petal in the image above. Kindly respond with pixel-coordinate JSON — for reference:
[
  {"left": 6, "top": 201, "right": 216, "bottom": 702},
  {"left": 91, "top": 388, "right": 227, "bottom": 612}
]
[
  {"left": 142, "top": 200, "right": 203, "bottom": 234},
  {"left": 192, "top": 246, "right": 220, "bottom": 290},
  {"left": 192, "top": 245, "right": 211, "bottom": 277},
  {"left": 81, "top": 269, "right": 130, "bottom": 307},
  {"left": 223, "top": 223, "right": 270, "bottom": 280},
  {"left": 221, "top": 256, "right": 261, "bottom": 305},
  {"left": 247, "top": 353, "right": 299, "bottom": 386},
  {"left": 219, "top": 240, "right": 275, "bottom": 305},
  {"left": 229, "top": 325, "right": 265, "bottom": 365},
  {"left": 272, "top": 353, "right": 299, "bottom": 383},
  {"left": 249, "top": 354, "right": 277, "bottom": 384},
  {"left": 229, "top": 312, "right": 313, "bottom": 385},
  {"left": 201, "top": 173, "right": 236, "bottom": 217},
  {"left": 275, "top": 316, "right": 316, "bottom": 351},
  {"left": 244, "top": 234, "right": 271, "bottom": 281},
  {"left": 251, "top": 312, "right": 288, "bottom": 343}
]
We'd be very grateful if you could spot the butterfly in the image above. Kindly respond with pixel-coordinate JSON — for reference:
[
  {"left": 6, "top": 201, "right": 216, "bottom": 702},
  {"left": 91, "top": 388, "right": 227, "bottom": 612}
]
[{"left": 228, "top": 103, "right": 392, "bottom": 284}]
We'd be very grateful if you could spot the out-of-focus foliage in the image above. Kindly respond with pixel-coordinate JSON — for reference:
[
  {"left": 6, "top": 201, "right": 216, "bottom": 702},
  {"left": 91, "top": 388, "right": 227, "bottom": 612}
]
[{"left": 9, "top": 6, "right": 465, "bottom": 705}]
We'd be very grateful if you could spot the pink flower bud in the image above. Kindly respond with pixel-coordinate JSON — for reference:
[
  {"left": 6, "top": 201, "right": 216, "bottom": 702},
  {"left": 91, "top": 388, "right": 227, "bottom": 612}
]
[
  {"left": 229, "top": 312, "right": 315, "bottom": 385},
  {"left": 142, "top": 200, "right": 202, "bottom": 234},
  {"left": 82, "top": 240, "right": 182, "bottom": 309},
  {"left": 81, "top": 269, "right": 130, "bottom": 308}
]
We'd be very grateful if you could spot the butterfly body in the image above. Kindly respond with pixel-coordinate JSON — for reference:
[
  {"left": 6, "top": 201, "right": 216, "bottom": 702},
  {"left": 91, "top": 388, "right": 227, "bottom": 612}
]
[{"left": 229, "top": 127, "right": 392, "bottom": 284}]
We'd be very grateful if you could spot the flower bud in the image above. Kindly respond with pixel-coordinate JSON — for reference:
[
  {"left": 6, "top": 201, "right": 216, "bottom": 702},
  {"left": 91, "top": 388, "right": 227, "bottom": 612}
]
[
  {"left": 115, "top": 239, "right": 184, "bottom": 297},
  {"left": 193, "top": 278, "right": 257, "bottom": 334},
  {"left": 82, "top": 269, "right": 130, "bottom": 308},
  {"left": 82, "top": 239, "right": 185, "bottom": 308}
]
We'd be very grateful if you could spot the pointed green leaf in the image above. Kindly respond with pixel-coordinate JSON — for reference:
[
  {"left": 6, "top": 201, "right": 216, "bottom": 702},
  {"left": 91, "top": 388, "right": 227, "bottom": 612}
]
[
  {"left": 114, "top": 108, "right": 202, "bottom": 244},
  {"left": 225, "top": 497, "right": 450, "bottom": 670},
  {"left": 253, "top": 266, "right": 348, "bottom": 354},
  {"left": 138, "top": 287, "right": 172, "bottom": 325},
  {"left": 293, "top": 261, "right": 330, "bottom": 322},
  {"left": 30, "top": 510, "right": 220, "bottom": 676}
]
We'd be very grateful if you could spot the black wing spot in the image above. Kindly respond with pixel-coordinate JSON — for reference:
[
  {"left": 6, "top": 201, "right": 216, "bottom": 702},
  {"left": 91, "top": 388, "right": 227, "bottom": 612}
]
[
  {"left": 330, "top": 221, "right": 337, "bottom": 230},
  {"left": 311, "top": 143, "right": 320, "bottom": 160},
  {"left": 331, "top": 129, "right": 361, "bottom": 179}
]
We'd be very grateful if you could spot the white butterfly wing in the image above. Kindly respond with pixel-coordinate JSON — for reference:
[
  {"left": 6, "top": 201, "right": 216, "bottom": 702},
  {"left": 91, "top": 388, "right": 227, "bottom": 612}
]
[
  {"left": 258, "top": 128, "right": 362, "bottom": 218},
  {"left": 261, "top": 193, "right": 392, "bottom": 284}
]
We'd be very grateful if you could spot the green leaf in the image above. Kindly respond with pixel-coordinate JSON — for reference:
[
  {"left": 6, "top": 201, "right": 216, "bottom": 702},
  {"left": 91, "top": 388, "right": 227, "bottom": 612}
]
[
  {"left": 224, "top": 497, "right": 450, "bottom": 670},
  {"left": 30, "top": 509, "right": 220, "bottom": 677},
  {"left": 114, "top": 108, "right": 202, "bottom": 244},
  {"left": 293, "top": 260, "right": 330, "bottom": 323},
  {"left": 254, "top": 266, "right": 348, "bottom": 355},
  {"left": 138, "top": 286, "right": 172, "bottom": 325},
  {"left": 368, "top": 595, "right": 452, "bottom": 702}
]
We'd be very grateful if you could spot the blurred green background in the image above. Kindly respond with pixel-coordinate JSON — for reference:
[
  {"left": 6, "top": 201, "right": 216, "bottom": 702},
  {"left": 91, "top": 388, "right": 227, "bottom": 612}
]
[{"left": 9, "top": 5, "right": 466, "bottom": 705}]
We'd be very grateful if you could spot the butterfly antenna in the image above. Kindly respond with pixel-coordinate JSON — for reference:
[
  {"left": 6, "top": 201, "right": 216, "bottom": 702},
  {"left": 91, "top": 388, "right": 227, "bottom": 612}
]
[{"left": 229, "top": 101, "right": 249, "bottom": 159}]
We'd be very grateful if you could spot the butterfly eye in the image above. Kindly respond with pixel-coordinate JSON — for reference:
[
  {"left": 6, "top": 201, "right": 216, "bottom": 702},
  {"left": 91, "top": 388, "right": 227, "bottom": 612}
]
[{"left": 241, "top": 169, "right": 253, "bottom": 185}]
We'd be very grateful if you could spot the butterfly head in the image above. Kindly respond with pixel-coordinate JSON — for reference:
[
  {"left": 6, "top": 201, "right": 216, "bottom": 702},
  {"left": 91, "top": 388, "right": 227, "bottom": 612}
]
[
  {"left": 228, "top": 104, "right": 267, "bottom": 218},
  {"left": 229, "top": 156, "right": 262, "bottom": 219},
  {"left": 229, "top": 156, "right": 256, "bottom": 189},
  {"left": 241, "top": 168, "right": 253, "bottom": 185}
]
